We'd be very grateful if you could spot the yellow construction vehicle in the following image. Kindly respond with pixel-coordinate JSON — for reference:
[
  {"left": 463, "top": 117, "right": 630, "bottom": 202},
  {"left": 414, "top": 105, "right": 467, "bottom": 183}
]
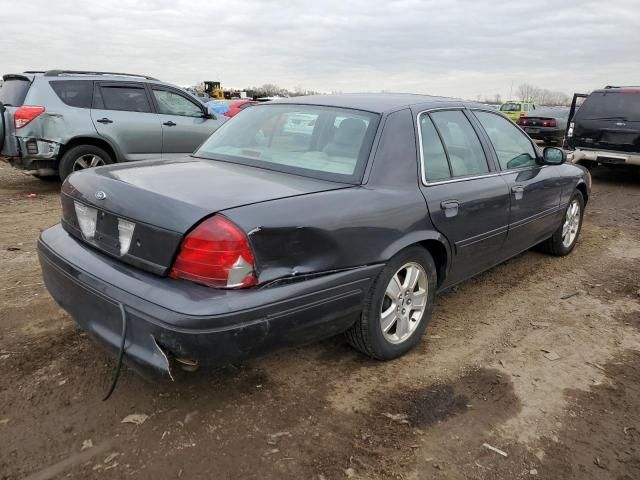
[{"left": 204, "top": 81, "right": 226, "bottom": 100}]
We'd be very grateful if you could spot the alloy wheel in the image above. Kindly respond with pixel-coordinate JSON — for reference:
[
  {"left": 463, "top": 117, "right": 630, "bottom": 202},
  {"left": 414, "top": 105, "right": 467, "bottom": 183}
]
[
  {"left": 73, "top": 154, "right": 106, "bottom": 171},
  {"left": 562, "top": 199, "right": 581, "bottom": 248},
  {"left": 380, "top": 262, "right": 428, "bottom": 344}
]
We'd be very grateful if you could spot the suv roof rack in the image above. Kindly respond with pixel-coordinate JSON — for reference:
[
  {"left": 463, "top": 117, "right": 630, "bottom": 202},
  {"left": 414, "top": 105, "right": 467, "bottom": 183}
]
[
  {"left": 43, "top": 70, "right": 159, "bottom": 81},
  {"left": 604, "top": 85, "right": 640, "bottom": 89},
  {"left": 23, "top": 70, "right": 46, "bottom": 74}
]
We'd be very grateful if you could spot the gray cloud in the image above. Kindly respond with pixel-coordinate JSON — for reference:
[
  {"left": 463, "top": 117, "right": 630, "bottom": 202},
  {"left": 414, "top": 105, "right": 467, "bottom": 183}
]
[{"left": 1, "top": 0, "right": 639, "bottom": 99}]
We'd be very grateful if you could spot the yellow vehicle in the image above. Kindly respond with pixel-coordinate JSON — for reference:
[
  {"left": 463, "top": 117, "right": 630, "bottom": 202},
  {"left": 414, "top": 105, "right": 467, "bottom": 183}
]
[
  {"left": 499, "top": 101, "right": 536, "bottom": 122},
  {"left": 204, "top": 81, "right": 225, "bottom": 100}
]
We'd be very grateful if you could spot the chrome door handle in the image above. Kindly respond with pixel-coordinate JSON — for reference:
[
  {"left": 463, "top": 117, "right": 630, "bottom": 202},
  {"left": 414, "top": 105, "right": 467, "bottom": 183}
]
[
  {"left": 440, "top": 200, "right": 459, "bottom": 218},
  {"left": 511, "top": 185, "right": 524, "bottom": 200}
]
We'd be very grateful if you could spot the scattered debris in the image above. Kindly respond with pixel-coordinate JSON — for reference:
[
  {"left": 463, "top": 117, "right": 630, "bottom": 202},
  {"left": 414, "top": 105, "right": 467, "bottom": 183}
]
[
  {"left": 104, "top": 462, "right": 119, "bottom": 470},
  {"left": 267, "top": 431, "right": 291, "bottom": 445},
  {"left": 0, "top": 418, "right": 9, "bottom": 425},
  {"left": 530, "top": 468, "right": 538, "bottom": 475},
  {"left": 429, "top": 335, "right": 442, "bottom": 339},
  {"left": 499, "top": 359, "right": 506, "bottom": 368},
  {"left": 382, "top": 412, "right": 409, "bottom": 424},
  {"left": 541, "top": 349, "right": 561, "bottom": 361},
  {"left": 587, "top": 362, "right": 607, "bottom": 372},
  {"left": 561, "top": 292, "right": 579, "bottom": 300},
  {"left": 482, "top": 443, "right": 508, "bottom": 457},
  {"left": 26, "top": 193, "right": 37, "bottom": 198},
  {"left": 104, "top": 452, "right": 119, "bottom": 464},
  {"left": 530, "top": 321, "right": 550, "bottom": 328},
  {"left": 6, "top": 246, "right": 21, "bottom": 251},
  {"left": 58, "top": 379, "right": 67, "bottom": 386},
  {"left": 594, "top": 456, "right": 607, "bottom": 469},
  {"left": 344, "top": 467, "right": 355, "bottom": 478},
  {"left": 81, "top": 439, "right": 93, "bottom": 451},
  {"left": 623, "top": 426, "right": 636, "bottom": 435},
  {"left": 121, "top": 413, "right": 149, "bottom": 425}
]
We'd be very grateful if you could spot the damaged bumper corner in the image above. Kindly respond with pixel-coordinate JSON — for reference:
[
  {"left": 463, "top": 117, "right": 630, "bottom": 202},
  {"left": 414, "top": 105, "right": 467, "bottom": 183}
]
[
  {"left": 37, "top": 224, "right": 381, "bottom": 380},
  {"left": 6, "top": 136, "right": 61, "bottom": 173}
]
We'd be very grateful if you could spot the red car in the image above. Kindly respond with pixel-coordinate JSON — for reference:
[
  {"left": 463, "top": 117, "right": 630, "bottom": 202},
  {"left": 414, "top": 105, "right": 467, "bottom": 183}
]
[{"left": 225, "top": 100, "right": 257, "bottom": 117}]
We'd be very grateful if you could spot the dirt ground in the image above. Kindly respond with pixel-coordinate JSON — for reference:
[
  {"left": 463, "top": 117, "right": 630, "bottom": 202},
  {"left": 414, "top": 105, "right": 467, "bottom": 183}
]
[{"left": 1, "top": 161, "right": 639, "bottom": 480}]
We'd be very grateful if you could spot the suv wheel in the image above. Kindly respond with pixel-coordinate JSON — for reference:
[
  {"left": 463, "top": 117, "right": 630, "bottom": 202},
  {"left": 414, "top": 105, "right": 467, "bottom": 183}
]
[
  {"left": 59, "top": 145, "right": 113, "bottom": 180},
  {"left": 346, "top": 246, "right": 437, "bottom": 360}
]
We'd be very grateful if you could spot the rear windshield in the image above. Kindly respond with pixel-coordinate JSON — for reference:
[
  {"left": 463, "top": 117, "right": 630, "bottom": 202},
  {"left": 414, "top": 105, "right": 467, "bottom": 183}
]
[
  {"left": 574, "top": 91, "right": 640, "bottom": 122},
  {"left": 49, "top": 80, "right": 93, "bottom": 108},
  {"left": 195, "top": 104, "right": 380, "bottom": 183},
  {"left": 500, "top": 103, "right": 522, "bottom": 112},
  {"left": 0, "top": 78, "right": 31, "bottom": 106}
]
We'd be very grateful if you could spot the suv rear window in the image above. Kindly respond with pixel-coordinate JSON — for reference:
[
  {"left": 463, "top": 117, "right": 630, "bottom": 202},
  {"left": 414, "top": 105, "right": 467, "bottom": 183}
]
[
  {"left": 574, "top": 91, "right": 640, "bottom": 122},
  {"left": 500, "top": 103, "right": 521, "bottom": 112},
  {"left": 0, "top": 78, "right": 31, "bottom": 106},
  {"left": 49, "top": 80, "right": 93, "bottom": 108}
]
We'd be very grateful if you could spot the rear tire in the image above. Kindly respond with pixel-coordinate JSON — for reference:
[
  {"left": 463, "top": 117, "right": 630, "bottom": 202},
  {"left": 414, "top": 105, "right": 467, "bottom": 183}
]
[
  {"left": 59, "top": 145, "right": 113, "bottom": 181},
  {"left": 538, "top": 190, "right": 584, "bottom": 256},
  {"left": 346, "top": 246, "right": 437, "bottom": 360}
]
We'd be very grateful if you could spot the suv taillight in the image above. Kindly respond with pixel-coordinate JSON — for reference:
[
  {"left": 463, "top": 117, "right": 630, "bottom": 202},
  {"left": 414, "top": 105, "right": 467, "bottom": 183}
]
[
  {"left": 14, "top": 106, "right": 45, "bottom": 129},
  {"left": 170, "top": 215, "right": 257, "bottom": 289}
]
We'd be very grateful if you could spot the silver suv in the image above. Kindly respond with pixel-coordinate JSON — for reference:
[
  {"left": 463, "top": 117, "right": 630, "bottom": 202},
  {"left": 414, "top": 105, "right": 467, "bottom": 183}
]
[{"left": 0, "top": 70, "right": 227, "bottom": 180}]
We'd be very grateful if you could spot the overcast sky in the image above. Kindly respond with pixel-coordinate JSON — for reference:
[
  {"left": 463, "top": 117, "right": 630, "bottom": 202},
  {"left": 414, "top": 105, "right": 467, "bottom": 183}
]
[{"left": 2, "top": 0, "right": 639, "bottom": 100}]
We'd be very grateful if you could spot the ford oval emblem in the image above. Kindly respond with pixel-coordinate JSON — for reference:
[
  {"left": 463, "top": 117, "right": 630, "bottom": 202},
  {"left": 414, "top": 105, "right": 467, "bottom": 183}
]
[{"left": 95, "top": 191, "right": 107, "bottom": 200}]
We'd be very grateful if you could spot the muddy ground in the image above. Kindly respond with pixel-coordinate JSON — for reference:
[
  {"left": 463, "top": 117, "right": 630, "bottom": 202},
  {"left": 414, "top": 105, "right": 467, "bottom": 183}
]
[{"left": 1, "top": 161, "right": 639, "bottom": 480}]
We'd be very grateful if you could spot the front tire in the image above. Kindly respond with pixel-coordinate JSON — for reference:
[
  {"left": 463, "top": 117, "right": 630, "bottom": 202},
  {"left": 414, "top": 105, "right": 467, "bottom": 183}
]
[
  {"left": 59, "top": 145, "right": 113, "bottom": 181},
  {"left": 346, "top": 246, "right": 437, "bottom": 360},
  {"left": 538, "top": 190, "right": 585, "bottom": 256}
]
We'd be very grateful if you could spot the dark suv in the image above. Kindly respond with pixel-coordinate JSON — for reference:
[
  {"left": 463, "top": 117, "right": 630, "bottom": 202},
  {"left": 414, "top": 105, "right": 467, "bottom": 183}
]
[
  {"left": 0, "top": 70, "right": 226, "bottom": 180},
  {"left": 568, "top": 86, "right": 640, "bottom": 168}
]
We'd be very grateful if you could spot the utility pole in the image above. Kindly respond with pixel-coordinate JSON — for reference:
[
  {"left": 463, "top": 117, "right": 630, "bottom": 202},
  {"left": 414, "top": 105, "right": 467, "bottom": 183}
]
[{"left": 509, "top": 80, "right": 514, "bottom": 100}]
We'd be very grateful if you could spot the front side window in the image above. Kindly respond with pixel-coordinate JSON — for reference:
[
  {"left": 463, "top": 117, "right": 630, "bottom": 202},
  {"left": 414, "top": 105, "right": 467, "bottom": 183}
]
[
  {"left": 195, "top": 104, "right": 379, "bottom": 183},
  {"left": 99, "top": 85, "right": 151, "bottom": 113},
  {"left": 430, "top": 110, "right": 489, "bottom": 177},
  {"left": 153, "top": 89, "right": 203, "bottom": 117},
  {"left": 473, "top": 110, "right": 537, "bottom": 170},
  {"left": 419, "top": 114, "right": 451, "bottom": 181}
]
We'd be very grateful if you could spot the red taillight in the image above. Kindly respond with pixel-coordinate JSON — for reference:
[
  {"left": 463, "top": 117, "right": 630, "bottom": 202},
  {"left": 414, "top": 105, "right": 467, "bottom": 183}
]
[
  {"left": 542, "top": 120, "right": 557, "bottom": 127},
  {"left": 517, "top": 118, "right": 528, "bottom": 126},
  {"left": 14, "top": 106, "right": 45, "bottom": 129},
  {"left": 170, "top": 215, "right": 257, "bottom": 289}
]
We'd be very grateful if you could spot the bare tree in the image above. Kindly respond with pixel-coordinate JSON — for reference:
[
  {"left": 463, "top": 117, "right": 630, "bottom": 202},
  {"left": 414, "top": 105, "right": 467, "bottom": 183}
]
[{"left": 515, "top": 83, "right": 571, "bottom": 106}]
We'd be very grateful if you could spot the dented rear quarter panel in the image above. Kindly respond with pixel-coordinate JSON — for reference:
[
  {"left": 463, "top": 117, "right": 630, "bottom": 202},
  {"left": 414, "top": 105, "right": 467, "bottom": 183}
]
[{"left": 223, "top": 108, "right": 452, "bottom": 285}]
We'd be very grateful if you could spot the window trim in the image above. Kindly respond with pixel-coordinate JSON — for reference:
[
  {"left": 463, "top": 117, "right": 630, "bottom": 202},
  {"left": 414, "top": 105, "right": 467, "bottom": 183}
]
[
  {"left": 148, "top": 85, "right": 207, "bottom": 118},
  {"left": 469, "top": 108, "right": 542, "bottom": 173},
  {"left": 416, "top": 107, "right": 495, "bottom": 186},
  {"left": 94, "top": 81, "right": 154, "bottom": 113}
]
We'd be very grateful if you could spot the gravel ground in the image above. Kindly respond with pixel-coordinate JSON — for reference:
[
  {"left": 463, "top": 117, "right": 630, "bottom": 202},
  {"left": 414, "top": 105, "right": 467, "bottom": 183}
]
[{"left": 0, "top": 161, "right": 639, "bottom": 480}]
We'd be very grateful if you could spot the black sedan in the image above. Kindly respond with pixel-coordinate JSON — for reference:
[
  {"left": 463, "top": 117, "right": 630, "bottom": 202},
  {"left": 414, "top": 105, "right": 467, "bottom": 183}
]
[
  {"left": 516, "top": 107, "right": 570, "bottom": 146},
  {"left": 38, "top": 94, "right": 590, "bottom": 381}
]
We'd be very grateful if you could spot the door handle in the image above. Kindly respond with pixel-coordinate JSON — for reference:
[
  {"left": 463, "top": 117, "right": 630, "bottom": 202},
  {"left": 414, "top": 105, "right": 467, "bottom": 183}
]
[
  {"left": 511, "top": 185, "right": 524, "bottom": 200},
  {"left": 163, "top": 121, "right": 177, "bottom": 127},
  {"left": 96, "top": 118, "right": 113, "bottom": 124},
  {"left": 440, "top": 200, "right": 459, "bottom": 218}
]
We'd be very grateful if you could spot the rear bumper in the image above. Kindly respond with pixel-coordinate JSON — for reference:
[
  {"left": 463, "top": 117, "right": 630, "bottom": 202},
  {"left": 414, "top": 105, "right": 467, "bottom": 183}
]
[
  {"left": 523, "top": 128, "right": 563, "bottom": 141},
  {"left": 571, "top": 148, "right": 640, "bottom": 166},
  {"left": 4, "top": 136, "right": 61, "bottom": 173},
  {"left": 38, "top": 225, "right": 380, "bottom": 379}
]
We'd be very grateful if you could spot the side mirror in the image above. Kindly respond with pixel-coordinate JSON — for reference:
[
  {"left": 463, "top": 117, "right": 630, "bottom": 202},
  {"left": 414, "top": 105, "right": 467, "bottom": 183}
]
[{"left": 542, "top": 147, "right": 566, "bottom": 165}]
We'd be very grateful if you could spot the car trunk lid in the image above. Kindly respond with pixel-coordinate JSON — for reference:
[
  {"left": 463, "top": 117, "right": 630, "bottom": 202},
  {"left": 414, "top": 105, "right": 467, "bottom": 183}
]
[{"left": 61, "top": 157, "right": 352, "bottom": 275}]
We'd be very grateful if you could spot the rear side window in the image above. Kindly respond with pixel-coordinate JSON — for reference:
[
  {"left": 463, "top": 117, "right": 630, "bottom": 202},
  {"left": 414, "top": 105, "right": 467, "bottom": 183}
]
[
  {"left": 419, "top": 114, "right": 451, "bottom": 181},
  {"left": 574, "top": 91, "right": 640, "bottom": 122},
  {"left": 98, "top": 85, "right": 151, "bottom": 113},
  {"left": 0, "top": 78, "right": 31, "bottom": 106},
  {"left": 430, "top": 110, "right": 489, "bottom": 177},
  {"left": 49, "top": 80, "right": 93, "bottom": 108}
]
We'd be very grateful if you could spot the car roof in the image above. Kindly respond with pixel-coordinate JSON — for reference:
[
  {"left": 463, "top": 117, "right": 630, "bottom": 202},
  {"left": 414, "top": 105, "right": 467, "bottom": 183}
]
[{"left": 268, "top": 93, "right": 483, "bottom": 114}]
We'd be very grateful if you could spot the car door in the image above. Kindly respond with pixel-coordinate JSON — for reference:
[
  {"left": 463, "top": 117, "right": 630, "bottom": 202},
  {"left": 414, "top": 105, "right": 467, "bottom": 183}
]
[
  {"left": 148, "top": 86, "right": 224, "bottom": 157},
  {"left": 417, "top": 109, "right": 511, "bottom": 288},
  {"left": 91, "top": 82, "right": 162, "bottom": 162},
  {"left": 471, "top": 109, "right": 564, "bottom": 255}
]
